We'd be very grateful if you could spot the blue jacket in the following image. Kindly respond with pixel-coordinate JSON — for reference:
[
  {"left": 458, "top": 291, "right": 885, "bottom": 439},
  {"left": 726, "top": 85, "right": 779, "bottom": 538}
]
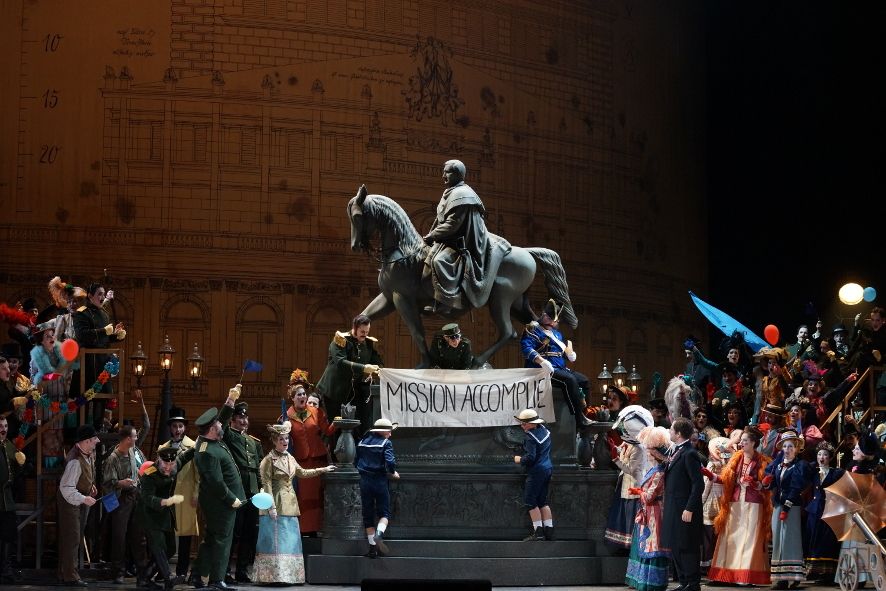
[
  {"left": 520, "top": 425, "right": 552, "bottom": 473},
  {"left": 30, "top": 342, "right": 78, "bottom": 382},
  {"left": 355, "top": 433, "right": 396, "bottom": 476},
  {"left": 521, "top": 323, "right": 568, "bottom": 370},
  {"left": 765, "top": 451, "right": 813, "bottom": 508}
]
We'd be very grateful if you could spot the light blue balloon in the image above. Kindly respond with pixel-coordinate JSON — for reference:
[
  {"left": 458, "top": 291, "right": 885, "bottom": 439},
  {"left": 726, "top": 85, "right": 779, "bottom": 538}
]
[
  {"left": 863, "top": 286, "right": 877, "bottom": 302},
  {"left": 250, "top": 492, "right": 274, "bottom": 510}
]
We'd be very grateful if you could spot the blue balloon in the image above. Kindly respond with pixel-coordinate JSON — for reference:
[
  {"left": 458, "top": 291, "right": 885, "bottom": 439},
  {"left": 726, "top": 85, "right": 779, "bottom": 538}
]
[
  {"left": 250, "top": 492, "right": 274, "bottom": 510},
  {"left": 863, "top": 286, "right": 877, "bottom": 302}
]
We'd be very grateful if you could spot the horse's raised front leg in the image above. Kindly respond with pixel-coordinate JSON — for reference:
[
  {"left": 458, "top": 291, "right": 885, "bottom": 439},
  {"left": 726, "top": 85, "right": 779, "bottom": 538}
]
[
  {"left": 392, "top": 292, "right": 431, "bottom": 368},
  {"left": 473, "top": 291, "right": 519, "bottom": 368},
  {"left": 362, "top": 292, "right": 396, "bottom": 320}
]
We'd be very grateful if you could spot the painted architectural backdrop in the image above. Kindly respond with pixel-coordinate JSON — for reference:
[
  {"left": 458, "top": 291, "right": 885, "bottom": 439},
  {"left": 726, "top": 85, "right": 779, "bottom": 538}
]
[{"left": 1, "top": 0, "right": 707, "bottom": 434}]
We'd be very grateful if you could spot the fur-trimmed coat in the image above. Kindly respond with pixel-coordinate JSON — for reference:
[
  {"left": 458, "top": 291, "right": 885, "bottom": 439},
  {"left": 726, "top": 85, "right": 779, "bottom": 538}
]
[{"left": 713, "top": 451, "right": 772, "bottom": 544}]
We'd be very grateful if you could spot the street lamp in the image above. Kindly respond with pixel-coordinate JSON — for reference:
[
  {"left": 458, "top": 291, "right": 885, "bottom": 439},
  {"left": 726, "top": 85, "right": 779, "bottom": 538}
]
[
  {"left": 158, "top": 335, "right": 176, "bottom": 442},
  {"left": 130, "top": 342, "right": 147, "bottom": 388},
  {"left": 187, "top": 343, "right": 204, "bottom": 385},
  {"left": 628, "top": 364, "right": 643, "bottom": 394},
  {"left": 612, "top": 359, "right": 628, "bottom": 389},
  {"left": 597, "top": 363, "right": 613, "bottom": 399}
]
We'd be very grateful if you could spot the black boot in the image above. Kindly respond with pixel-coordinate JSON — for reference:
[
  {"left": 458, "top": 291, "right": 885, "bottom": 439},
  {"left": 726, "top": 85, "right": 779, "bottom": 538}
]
[
  {"left": 364, "top": 546, "right": 379, "bottom": 559},
  {"left": 543, "top": 525, "right": 555, "bottom": 541},
  {"left": 187, "top": 573, "right": 204, "bottom": 588},
  {"left": 522, "top": 526, "right": 544, "bottom": 541}
]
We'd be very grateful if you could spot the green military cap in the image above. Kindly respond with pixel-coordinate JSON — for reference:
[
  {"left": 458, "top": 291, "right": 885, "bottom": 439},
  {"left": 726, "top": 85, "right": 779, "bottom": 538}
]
[
  {"left": 195, "top": 407, "right": 219, "bottom": 427},
  {"left": 157, "top": 447, "right": 178, "bottom": 462},
  {"left": 233, "top": 401, "right": 249, "bottom": 417},
  {"left": 441, "top": 323, "right": 461, "bottom": 337}
]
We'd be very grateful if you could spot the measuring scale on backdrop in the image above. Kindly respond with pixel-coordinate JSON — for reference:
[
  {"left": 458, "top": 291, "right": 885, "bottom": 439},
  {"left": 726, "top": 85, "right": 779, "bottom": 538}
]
[{"left": 5, "top": 1, "right": 168, "bottom": 222}]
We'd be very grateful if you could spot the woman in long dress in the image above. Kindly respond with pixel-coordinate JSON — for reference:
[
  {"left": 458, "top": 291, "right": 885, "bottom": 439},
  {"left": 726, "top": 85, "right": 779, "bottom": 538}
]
[
  {"left": 804, "top": 441, "right": 844, "bottom": 583},
  {"left": 286, "top": 371, "right": 337, "bottom": 535},
  {"left": 252, "top": 424, "right": 335, "bottom": 584},
  {"left": 705, "top": 425, "right": 772, "bottom": 585},
  {"left": 625, "top": 426, "right": 671, "bottom": 591},
  {"left": 764, "top": 429, "right": 812, "bottom": 589}
]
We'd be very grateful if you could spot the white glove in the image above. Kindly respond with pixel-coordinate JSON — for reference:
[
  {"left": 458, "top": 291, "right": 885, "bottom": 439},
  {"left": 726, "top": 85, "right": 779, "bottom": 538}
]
[
  {"left": 540, "top": 359, "right": 555, "bottom": 374},
  {"left": 855, "top": 313, "right": 862, "bottom": 326},
  {"left": 363, "top": 364, "right": 380, "bottom": 375},
  {"left": 115, "top": 328, "right": 126, "bottom": 340},
  {"left": 232, "top": 498, "right": 242, "bottom": 509},
  {"left": 104, "top": 324, "right": 115, "bottom": 335},
  {"left": 229, "top": 384, "right": 242, "bottom": 400},
  {"left": 14, "top": 451, "right": 25, "bottom": 466},
  {"left": 160, "top": 495, "right": 184, "bottom": 507}
]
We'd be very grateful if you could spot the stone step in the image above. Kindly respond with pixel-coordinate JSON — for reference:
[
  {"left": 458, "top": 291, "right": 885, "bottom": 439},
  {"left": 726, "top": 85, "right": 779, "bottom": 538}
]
[
  {"left": 320, "top": 537, "right": 598, "bottom": 558},
  {"left": 307, "top": 554, "right": 628, "bottom": 586}
]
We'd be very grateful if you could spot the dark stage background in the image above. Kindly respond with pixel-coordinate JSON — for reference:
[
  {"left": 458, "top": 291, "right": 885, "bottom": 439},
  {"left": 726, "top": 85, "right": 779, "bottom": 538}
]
[{"left": 705, "top": 2, "right": 885, "bottom": 354}]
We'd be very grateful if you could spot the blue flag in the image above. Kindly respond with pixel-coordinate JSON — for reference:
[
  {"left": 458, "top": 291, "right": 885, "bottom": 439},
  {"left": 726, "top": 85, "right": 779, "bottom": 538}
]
[{"left": 243, "top": 360, "right": 263, "bottom": 373}]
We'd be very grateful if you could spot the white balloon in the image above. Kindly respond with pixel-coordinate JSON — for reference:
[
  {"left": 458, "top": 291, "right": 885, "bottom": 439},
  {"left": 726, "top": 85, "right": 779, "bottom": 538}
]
[{"left": 838, "top": 283, "right": 864, "bottom": 305}]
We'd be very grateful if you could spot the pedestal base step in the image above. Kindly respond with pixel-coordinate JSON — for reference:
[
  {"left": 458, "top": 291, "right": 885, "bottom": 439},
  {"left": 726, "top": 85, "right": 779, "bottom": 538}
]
[{"left": 306, "top": 539, "right": 627, "bottom": 586}]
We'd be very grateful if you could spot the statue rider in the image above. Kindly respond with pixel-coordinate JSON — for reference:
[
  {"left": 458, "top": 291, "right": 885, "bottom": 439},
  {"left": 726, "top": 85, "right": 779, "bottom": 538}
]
[{"left": 422, "top": 160, "right": 509, "bottom": 315}]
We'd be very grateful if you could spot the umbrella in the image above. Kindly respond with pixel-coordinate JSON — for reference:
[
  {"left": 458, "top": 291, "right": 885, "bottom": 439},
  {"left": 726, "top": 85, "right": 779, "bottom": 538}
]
[
  {"left": 688, "top": 291, "right": 768, "bottom": 353},
  {"left": 822, "top": 471, "right": 886, "bottom": 542}
]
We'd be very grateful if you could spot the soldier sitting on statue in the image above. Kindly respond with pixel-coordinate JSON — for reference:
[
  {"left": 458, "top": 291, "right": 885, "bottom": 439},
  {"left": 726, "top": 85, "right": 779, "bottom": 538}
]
[
  {"left": 429, "top": 323, "right": 474, "bottom": 369},
  {"left": 521, "top": 299, "right": 593, "bottom": 428}
]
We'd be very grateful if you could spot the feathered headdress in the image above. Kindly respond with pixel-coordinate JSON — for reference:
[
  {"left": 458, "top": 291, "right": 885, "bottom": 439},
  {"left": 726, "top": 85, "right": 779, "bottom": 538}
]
[
  {"left": 288, "top": 368, "right": 313, "bottom": 388},
  {"left": 48, "top": 276, "right": 86, "bottom": 308},
  {"left": 0, "top": 303, "right": 32, "bottom": 328}
]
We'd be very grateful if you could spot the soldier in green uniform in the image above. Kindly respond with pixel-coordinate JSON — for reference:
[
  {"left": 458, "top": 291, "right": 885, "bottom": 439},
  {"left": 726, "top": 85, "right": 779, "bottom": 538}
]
[
  {"left": 316, "top": 314, "right": 383, "bottom": 434},
  {"left": 429, "top": 323, "right": 474, "bottom": 369},
  {"left": 218, "top": 388, "right": 262, "bottom": 583},
  {"left": 191, "top": 403, "right": 245, "bottom": 591},
  {"left": 136, "top": 446, "right": 194, "bottom": 591}
]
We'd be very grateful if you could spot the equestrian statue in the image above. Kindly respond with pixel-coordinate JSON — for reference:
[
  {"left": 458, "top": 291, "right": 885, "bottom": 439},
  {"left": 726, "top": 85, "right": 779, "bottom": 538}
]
[{"left": 348, "top": 159, "right": 577, "bottom": 368}]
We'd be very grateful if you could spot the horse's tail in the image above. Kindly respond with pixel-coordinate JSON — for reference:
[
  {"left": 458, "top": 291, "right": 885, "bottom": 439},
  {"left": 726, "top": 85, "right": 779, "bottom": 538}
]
[{"left": 525, "top": 247, "right": 578, "bottom": 329}]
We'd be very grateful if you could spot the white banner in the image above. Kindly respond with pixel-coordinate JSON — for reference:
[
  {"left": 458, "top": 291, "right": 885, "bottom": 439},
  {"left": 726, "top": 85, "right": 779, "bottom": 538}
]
[{"left": 378, "top": 367, "right": 555, "bottom": 428}]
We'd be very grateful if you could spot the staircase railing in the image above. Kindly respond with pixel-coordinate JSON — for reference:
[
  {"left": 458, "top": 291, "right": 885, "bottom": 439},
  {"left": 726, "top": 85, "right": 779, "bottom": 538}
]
[{"left": 821, "top": 364, "right": 884, "bottom": 441}]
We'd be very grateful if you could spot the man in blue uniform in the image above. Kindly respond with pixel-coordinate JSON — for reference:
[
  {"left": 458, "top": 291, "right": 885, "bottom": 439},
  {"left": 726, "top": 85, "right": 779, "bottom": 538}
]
[
  {"left": 354, "top": 418, "right": 400, "bottom": 558},
  {"left": 513, "top": 408, "right": 554, "bottom": 541},
  {"left": 521, "top": 299, "right": 592, "bottom": 428}
]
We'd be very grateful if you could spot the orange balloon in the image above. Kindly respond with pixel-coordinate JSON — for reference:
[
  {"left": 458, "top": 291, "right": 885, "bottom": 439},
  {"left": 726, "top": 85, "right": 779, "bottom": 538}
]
[
  {"left": 60, "top": 339, "right": 80, "bottom": 362},
  {"left": 763, "top": 325, "right": 780, "bottom": 346}
]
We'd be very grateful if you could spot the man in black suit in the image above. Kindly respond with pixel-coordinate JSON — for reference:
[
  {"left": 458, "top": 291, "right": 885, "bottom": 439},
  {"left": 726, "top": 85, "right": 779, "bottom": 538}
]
[{"left": 662, "top": 417, "right": 703, "bottom": 591}]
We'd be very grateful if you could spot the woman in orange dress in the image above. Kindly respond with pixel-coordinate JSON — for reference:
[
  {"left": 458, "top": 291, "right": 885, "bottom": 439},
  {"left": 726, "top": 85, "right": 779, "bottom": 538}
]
[
  {"left": 286, "top": 370, "right": 336, "bottom": 535},
  {"left": 704, "top": 425, "right": 772, "bottom": 585}
]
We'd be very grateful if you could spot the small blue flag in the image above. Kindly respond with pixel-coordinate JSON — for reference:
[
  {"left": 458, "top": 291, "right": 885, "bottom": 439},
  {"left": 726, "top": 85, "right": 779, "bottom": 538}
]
[
  {"left": 101, "top": 493, "right": 120, "bottom": 513},
  {"left": 281, "top": 399, "right": 287, "bottom": 424},
  {"left": 243, "top": 360, "right": 263, "bottom": 373}
]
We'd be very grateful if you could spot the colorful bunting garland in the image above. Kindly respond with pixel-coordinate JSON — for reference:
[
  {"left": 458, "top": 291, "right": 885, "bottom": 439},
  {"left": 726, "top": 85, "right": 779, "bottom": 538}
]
[{"left": 13, "top": 355, "right": 120, "bottom": 450}]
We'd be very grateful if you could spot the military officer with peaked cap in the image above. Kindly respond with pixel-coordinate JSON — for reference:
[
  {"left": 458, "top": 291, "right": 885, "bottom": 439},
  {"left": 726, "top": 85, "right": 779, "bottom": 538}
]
[
  {"left": 218, "top": 387, "right": 262, "bottom": 583},
  {"left": 190, "top": 401, "right": 245, "bottom": 591},
  {"left": 429, "top": 323, "right": 474, "bottom": 369}
]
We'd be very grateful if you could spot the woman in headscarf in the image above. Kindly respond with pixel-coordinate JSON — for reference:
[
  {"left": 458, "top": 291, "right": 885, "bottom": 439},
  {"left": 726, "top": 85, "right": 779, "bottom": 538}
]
[{"left": 624, "top": 426, "right": 671, "bottom": 591}]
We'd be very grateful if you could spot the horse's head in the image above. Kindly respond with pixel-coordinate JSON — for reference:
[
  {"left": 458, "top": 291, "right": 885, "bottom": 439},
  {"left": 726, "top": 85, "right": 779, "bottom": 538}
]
[{"left": 348, "top": 185, "right": 371, "bottom": 253}]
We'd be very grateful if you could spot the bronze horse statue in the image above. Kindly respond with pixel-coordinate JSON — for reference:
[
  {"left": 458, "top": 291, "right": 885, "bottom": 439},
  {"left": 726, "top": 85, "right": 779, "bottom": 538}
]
[{"left": 348, "top": 185, "right": 577, "bottom": 368}]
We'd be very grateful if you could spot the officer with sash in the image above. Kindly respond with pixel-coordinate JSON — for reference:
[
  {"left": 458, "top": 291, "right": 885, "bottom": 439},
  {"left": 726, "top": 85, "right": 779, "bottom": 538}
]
[{"left": 521, "top": 299, "right": 593, "bottom": 428}]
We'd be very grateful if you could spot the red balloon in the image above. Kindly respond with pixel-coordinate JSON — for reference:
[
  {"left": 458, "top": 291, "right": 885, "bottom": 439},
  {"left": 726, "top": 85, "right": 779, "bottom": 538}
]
[
  {"left": 60, "top": 339, "right": 80, "bottom": 362},
  {"left": 763, "top": 324, "right": 780, "bottom": 346}
]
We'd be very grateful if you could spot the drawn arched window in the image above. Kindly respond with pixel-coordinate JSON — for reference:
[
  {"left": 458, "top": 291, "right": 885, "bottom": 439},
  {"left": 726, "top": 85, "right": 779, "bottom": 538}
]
[
  {"left": 657, "top": 331, "right": 673, "bottom": 357},
  {"left": 627, "top": 327, "right": 646, "bottom": 355},
  {"left": 237, "top": 300, "right": 282, "bottom": 385},
  {"left": 160, "top": 296, "right": 209, "bottom": 382},
  {"left": 594, "top": 324, "right": 615, "bottom": 350}
]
